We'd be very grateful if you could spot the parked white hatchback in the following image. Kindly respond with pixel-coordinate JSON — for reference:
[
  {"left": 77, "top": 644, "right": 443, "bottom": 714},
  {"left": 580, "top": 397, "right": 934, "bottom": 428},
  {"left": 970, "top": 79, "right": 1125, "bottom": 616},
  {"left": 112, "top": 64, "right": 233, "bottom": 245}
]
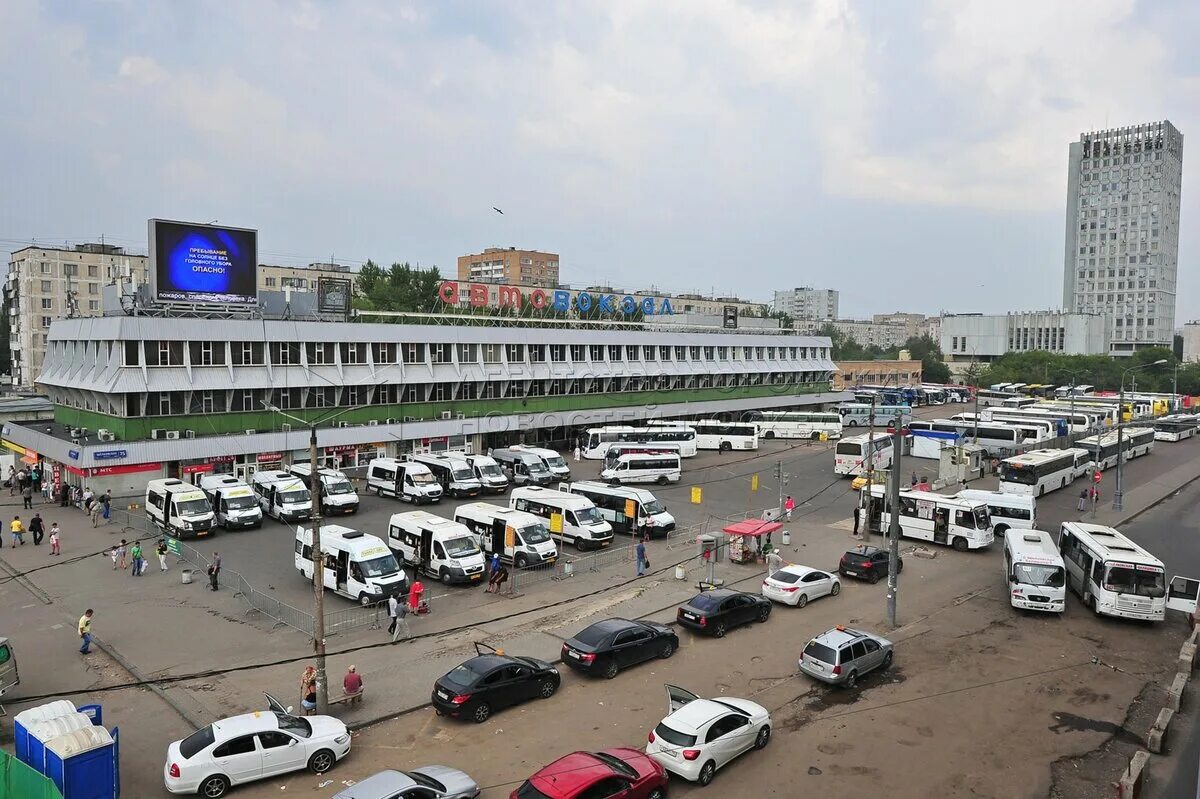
[
  {"left": 645, "top": 684, "right": 771, "bottom": 786},
  {"left": 761, "top": 564, "right": 841, "bottom": 607},
  {"left": 164, "top": 693, "right": 351, "bottom": 798}
]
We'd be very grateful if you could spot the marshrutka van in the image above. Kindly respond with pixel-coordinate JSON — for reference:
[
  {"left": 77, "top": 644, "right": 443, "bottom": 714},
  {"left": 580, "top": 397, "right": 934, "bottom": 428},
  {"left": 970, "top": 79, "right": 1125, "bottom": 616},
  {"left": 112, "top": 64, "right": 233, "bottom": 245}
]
[
  {"left": 490, "top": 448, "right": 554, "bottom": 487},
  {"left": 387, "top": 510, "right": 487, "bottom": 585},
  {"left": 514, "top": 446, "right": 572, "bottom": 481},
  {"left": 464, "top": 454, "right": 510, "bottom": 493},
  {"left": 251, "top": 470, "right": 313, "bottom": 523},
  {"left": 294, "top": 524, "right": 408, "bottom": 606},
  {"left": 366, "top": 458, "right": 443, "bottom": 504},
  {"left": 288, "top": 464, "right": 360, "bottom": 515},
  {"left": 146, "top": 478, "right": 215, "bottom": 538},
  {"left": 561, "top": 481, "right": 675, "bottom": 539},
  {"left": 411, "top": 453, "right": 483, "bottom": 498},
  {"left": 454, "top": 502, "right": 558, "bottom": 568},
  {"left": 199, "top": 474, "right": 263, "bottom": 530},
  {"left": 1003, "top": 530, "right": 1066, "bottom": 613},
  {"left": 509, "top": 486, "right": 613, "bottom": 550},
  {"left": 599, "top": 453, "right": 682, "bottom": 486}
]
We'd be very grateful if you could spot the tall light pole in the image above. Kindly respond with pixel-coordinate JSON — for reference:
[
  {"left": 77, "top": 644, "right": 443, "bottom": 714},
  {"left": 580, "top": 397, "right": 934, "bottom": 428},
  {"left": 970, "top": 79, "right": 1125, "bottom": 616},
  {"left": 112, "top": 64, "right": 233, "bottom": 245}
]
[
  {"left": 886, "top": 413, "right": 903, "bottom": 628},
  {"left": 1060, "top": 368, "right": 1089, "bottom": 443},
  {"left": 1113, "top": 359, "right": 1167, "bottom": 512}
]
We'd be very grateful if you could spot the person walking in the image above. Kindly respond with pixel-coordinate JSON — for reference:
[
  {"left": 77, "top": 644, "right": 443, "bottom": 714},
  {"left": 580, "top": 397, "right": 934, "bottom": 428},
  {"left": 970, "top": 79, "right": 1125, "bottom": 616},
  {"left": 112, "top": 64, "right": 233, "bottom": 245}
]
[
  {"left": 116, "top": 539, "right": 127, "bottom": 569},
  {"left": 1077, "top": 489, "right": 1088, "bottom": 512},
  {"left": 49, "top": 523, "right": 61, "bottom": 556},
  {"left": 10, "top": 515, "right": 25, "bottom": 546},
  {"left": 6, "top": 466, "right": 15, "bottom": 496},
  {"left": 784, "top": 495, "right": 795, "bottom": 521},
  {"left": 573, "top": 444, "right": 581, "bottom": 462},
  {"left": 21, "top": 483, "right": 33, "bottom": 510},
  {"left": 208, "top": 552, "right": 221, "bottom": 591},
  {"left": 90, "top": 499, "right": 103, "bottom": 528},
  {"left": 852, "top": 505, "right": 861, "bottom": 536},
  {"left": 766, "top": 548, "right": 783, "bottom": 577},
  {"left": 82, "top": 487, "right": 95, "bottom": 513},
  {"left": 59, "top": 483, "right": 71, "bottom": 508},
  {"left": 911, "top": 471, "right": 919, "bottom": 487},
  {"left": 41, "top": 479, "right": 52, "bottom": 504},
  {"left": 101, "top": 492, "right": 111, "bottom": 523},
  {"left": 387, "top": 591, "right": 409, "bottom": 641},
  {"left": 157, "top": 539, "right": 169, "bottom": 572},
  {"left": 491, "top": 564, "right": 509, "bottom": 594},
  {"left": 635, "top": 538, "right": 647, "bottom": 577},
  {"left": 130, "top": 542, "right": 143, "bottom": 577},
  {"left": 78, "top": 609, "right": 94, "bottom": 655},
  {"left": 29, "top": 513, "right": 44, "bottom": 546}
]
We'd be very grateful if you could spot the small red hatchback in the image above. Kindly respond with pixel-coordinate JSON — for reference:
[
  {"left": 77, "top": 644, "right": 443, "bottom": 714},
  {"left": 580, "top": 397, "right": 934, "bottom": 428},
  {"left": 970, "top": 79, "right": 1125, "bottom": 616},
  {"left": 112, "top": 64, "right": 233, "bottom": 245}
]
[{"left": 510, "top": 747, "right": 667, "bottom": 799}]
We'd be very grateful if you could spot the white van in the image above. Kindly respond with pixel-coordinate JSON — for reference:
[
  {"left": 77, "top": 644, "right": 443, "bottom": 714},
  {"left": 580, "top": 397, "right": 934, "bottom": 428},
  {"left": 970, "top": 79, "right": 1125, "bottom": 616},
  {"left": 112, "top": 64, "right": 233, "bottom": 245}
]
[
  {"left": 454, "top": 503, "right": 558, "bottom": 568},
  {"left": 288, "top": 464, "right": 360, "bottom": 515},
  {"left": 956, "top": 489, "right": 1036, "bottom": 539},
  {"left": 1004, "top": 530, "right": 1066, "bottom": 613},
  {"left": 464, "top": 454, "right": 510, "bottom": 494},
  {"left": 251, "top": 470, "right": 313, "bottom": 523},
  {"left": 516, "top": 446, "right": 572, "bottom": 481},
  {"left": 294, "top": 525, "right": 409, "bottom": 606},
  {"left": 366, "top": 457, "right": 443, "bottom": 504},
  {"left": 561, "top": 481, "right": 676, "bottom": 539},
  {"left": 386, "top": 511, "right": 487, "bottom": 585},
  {"left": 599, "top": 453, "right": 681, "bottom": 486},
  {"left": 491, "top": 448, "right": 554, "bottom": 487},
  {"left": 411, "top": 454, "right": 483, "bottom": 498},
  {"left": 509, "top": 486, "right": 613, "bottom": 550},
  {"left": 198, "top": 474, "right": 264, "bottom": 530},
  {"left": 146, "top": 478, "right": 215, "bottom": 538}
]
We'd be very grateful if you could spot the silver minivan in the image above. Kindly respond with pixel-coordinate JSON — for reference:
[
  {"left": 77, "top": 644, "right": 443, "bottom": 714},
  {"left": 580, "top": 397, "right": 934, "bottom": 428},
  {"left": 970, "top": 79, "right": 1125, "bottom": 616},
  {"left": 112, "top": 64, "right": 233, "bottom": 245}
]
[{"left": 798, "top": 626, "right": 893, "bottom": 688}]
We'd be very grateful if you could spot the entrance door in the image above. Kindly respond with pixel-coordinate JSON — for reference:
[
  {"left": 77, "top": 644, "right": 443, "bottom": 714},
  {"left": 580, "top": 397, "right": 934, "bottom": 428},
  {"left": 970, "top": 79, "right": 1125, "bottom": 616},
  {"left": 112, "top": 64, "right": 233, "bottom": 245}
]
[
  {"left": 336, "top": 551, "right": 349, "bottom": 592},
  {"left": 236, "top": 464, "right": 258, "bottom": 482},
  {"left": 933, "top": 508, "right": 949, "bottom": 544},
  {"left": 1167, "top": 576, "right": 1200, "bottom": 615}
]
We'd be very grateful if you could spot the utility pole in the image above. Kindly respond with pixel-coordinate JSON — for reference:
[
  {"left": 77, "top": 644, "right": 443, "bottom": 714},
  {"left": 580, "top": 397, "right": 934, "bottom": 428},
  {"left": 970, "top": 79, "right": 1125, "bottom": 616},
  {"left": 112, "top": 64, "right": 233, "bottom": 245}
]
[
  {"left": 862, "top": 393, "right": 876, "bottom": 542},
  {"left": 886, "top": 414, "right": 903, "bottom": 628},
  {"left": 775, "top": 460, "right": 785, "bottom": 519},
  {"left": 307, "top": 425, "right": 328, "bottom": 713}
]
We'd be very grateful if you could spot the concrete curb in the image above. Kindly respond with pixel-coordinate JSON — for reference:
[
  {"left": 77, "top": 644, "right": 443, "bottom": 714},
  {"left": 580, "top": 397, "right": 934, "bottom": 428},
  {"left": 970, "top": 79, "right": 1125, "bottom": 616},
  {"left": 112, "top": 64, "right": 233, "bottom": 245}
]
[
  {"left": 1147, "top": 708, "right": 1174, "bottom": 754},
  {"left": 90, "top": 635, "right": 210, "bottom": 731},
  {"left": 1116, "top": 750, "right": 1149, "bottom": 798}
]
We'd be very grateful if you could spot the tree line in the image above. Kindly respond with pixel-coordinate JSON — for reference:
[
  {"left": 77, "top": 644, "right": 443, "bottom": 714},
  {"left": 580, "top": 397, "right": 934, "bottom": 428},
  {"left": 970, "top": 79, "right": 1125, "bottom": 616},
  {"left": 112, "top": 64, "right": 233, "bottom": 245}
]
[{"left": 966, "top": 348, "right": 1200, "bottom": 395}]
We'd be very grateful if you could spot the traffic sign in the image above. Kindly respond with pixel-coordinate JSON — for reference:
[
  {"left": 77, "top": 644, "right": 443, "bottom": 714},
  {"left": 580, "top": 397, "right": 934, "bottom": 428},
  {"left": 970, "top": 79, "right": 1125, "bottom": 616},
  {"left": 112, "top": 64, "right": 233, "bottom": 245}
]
[{"left": 1093, "top": 470, "right": 1103, "bottom": 483}]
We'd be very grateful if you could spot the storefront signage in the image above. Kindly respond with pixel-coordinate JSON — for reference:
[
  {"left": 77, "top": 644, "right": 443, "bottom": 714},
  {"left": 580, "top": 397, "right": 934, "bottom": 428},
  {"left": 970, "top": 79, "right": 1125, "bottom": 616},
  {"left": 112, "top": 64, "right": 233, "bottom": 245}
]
[
  {"left": 257, "top": 452, "right": 283, "bottom": 463},
  {"left": 89, "top": 462, "right": 161, "bottom": 477},
  {"left": 69, "top": 449, "right": 80, "bottom": 460},
  {"left": 210, "top": 455, "right": 236, "bottom": 464},
  {"left": 324, "top": 444, "right": 358, "bottom": 454},
  {"left": 182, "top": 463, "right": 214, "bottom": 475},
  {"left": 93, "top": 450, "right": 128, "bottom": 461},
  {"left": 437, "top": 281, "right": 675, "bottom": 316},
  {"left": 2, "top": 440, "right": 28, "bottom": 456}
]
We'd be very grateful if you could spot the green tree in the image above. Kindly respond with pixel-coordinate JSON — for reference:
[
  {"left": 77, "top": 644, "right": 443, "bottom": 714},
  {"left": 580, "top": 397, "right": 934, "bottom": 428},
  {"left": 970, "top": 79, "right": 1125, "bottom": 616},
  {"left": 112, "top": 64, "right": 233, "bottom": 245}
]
[{"left": 353, "top": 261, "right": 442, "bottom": 315}]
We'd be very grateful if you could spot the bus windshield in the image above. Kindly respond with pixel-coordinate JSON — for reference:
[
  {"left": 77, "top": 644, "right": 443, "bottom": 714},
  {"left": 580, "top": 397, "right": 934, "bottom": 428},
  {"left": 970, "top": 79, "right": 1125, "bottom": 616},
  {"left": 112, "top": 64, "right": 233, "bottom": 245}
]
[
  {"left": 544, "top": 455, "right": 567, "bottom": 469},
  {"left": 280, "top": 489, "right": 311, "bottom": 504},
  {"left": 177, "top": 498, "right": 211, "bottom": 516},
  {"left": 226, "top": 495, "right": 258, "bottom": 510},
  {"left": 477, "top": 463, "right": 503, "bottom": 478},
  {"left": 444, "top": 537, "right": 480, "bottom": 558},
  {"left": 999, "top": 465, "right": 1036, "bottom": 484},
  {"left": 1104, "top": 565, "right": 1166, "bottom": 598},
  {"left": 1015, "top": 563, "right": 1065, "bottom": 587},
  {"left": 325, "top": 480, "right": 354, "bottom": 495},
  {"left": 974, "top": 507, "right": 989, "bottom": 528},
  {"left": 520, "top": 523, "right": 551, "bottom": 544},
  {"left": 642, "top": 499, "right": 665, "bottom": 516},
  {"left": 452, "top": 468, "right": 475, "bottom": 482},
  {"left": 410, "top": 472, "right": 436, "bottom": 485},
  {"left": 359, "top": 553, "right": 400, "bottom": 578},
  {"left": 574, "top": 506, "right": 601, "bottom": 525}
]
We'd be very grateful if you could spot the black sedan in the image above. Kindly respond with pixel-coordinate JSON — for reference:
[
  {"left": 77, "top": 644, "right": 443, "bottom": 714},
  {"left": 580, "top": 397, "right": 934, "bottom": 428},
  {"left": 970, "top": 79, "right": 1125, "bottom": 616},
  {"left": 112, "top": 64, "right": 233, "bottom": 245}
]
[
  {"left": 676, "top": 588, "right": 772, "bottom": 637},
  {"left": 561, "top": 618, "right": 678, "bottom": 680},
  {"left": 431, "top": 644, "right": 560, "bottom": 723}
]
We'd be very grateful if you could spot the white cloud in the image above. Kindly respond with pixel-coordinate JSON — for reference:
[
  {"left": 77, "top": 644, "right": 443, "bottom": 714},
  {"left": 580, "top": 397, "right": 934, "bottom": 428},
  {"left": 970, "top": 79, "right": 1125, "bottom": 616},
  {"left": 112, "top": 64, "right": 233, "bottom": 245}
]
[{"left": 118, "top": 55, "right": 167, "bottom": 85}]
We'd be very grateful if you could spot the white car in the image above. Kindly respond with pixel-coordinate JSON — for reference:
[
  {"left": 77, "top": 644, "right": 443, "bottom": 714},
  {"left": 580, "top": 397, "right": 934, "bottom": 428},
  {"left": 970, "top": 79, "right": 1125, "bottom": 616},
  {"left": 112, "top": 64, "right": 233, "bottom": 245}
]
[
  {"left": 761, "top": 564, "right": 841, "bottom": 607},
  {"left": 164, "top": 693, "right": 352, "bottom": 798},
  {"left": 645, "top": 684, "right": 771, "bottom": 786}
]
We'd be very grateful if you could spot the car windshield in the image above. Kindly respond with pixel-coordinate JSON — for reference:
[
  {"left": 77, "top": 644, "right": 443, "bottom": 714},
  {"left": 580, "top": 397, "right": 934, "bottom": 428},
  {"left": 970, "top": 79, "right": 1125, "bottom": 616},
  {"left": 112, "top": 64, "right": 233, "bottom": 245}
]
[
  {"left": 405, "top": 772, "right": 446, "bottom": 792},
  {"left": 515, "top": 782, "right": 553, "bottom": 799},
  {"left": 574, "top": 506, "right": 601, "bottom": 524},
  {"left": 642, "top": 499, "right": 665, "bottom": 515},
  {"left": 452, "top": 469, "right": 475, "bottom": 482},
  {"left": 975, "top": 507, "right": 990, "bottom": 528},
  {"left": 687, "top": 593, "right": 723, "bottom": 612},
  {"left": 226, "top": 495, "right": 257, "bottom": 510},
  {"left": 359, "top": 554, "right": 399, "bottom": 578},
  {"left": 280, "top": 489, "right": 310, "bottom": 504},
  {"left": 653, "top": 721, "right": 697, "bottom": 747},
  {"left": 478, "top": 464, "right": 503, "bottom": 478},
  {"left": 1014, "top": 563, "right": 1065, "bottom": 588},
  {"left": 275, "top": 713, "right": 312, "bottom": 738},
  {"left": 520, "top": 523, "right": 551, "bottom": 545},
  {"left": 325, "top": 480, "right": 354, "bottom": 495},
  {"left": 444, "top": 537, "right": 480, "bottom": 558},
  {"left": 411, "top": 472, "right": 436, "bottom": 485},
  {"left": 179, "top": 725, "right": 215, "bottom": 759},
  {"left": 177, "top": 498, "right": 210, "bottom": 515},
  {"left": 1105, "top": 565, "right": 1166, "bottom": 598},
  {"left": 803, "top": 641, "right": 837, "bottom": 664},
  {"left": 590, "top": 751, "right": 637, "bottom": 778},
  {"left": 769, "top": 570, "right": 802, "bottom": 584},
  {"left": 545, "top": 456, "right": 567, "bottom": 469}
]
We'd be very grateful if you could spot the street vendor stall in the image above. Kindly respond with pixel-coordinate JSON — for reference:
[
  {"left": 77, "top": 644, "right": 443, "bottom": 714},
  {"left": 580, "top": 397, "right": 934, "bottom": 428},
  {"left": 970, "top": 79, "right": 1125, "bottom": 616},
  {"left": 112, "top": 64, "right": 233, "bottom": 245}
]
[{"left": 722, "top": 519, "right": 783, "bottom": 564}]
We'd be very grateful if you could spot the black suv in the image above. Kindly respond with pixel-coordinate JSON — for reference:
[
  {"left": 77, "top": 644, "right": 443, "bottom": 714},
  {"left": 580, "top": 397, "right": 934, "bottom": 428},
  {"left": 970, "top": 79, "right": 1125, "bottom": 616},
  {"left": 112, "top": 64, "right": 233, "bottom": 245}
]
[{"left": 838, "top": 545, "right": 903, "bottom": 584}]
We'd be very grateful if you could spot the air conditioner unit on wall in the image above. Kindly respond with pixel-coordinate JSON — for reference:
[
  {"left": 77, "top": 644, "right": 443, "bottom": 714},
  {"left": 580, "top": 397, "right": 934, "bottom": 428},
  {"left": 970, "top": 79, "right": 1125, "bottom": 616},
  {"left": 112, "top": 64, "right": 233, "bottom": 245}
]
[
  {"left": 441, "top": 411, "right": 452, "bottom": 420},
  {"left": 97, "top": 429, "right": 114, "bottom": 442},
  {"left": 245, "top": 429, "right": 257, "bottom": 435},
  {"left": 184, "top": 430, "right": 196, "bottom": 439},
  {"left": 165, "top": 430, "right": 181, "bottom": 440},
  {"left": 403, "top": 416, "right": 416, "bottom": 423},
  {"left": 337, "top": 421, "right": 350, "bottom": 428},
  {"left": 150, "top": 429, "right": 164, "bottom": 440},
  {"left": 367, "top": 420, "right": 379, "bottom": 426},
  {"left": 385, "top": 418, "right": 398, "bottom": 425},
  {"left": 281, "top": 423, "right": 292, "bottom": 433}
]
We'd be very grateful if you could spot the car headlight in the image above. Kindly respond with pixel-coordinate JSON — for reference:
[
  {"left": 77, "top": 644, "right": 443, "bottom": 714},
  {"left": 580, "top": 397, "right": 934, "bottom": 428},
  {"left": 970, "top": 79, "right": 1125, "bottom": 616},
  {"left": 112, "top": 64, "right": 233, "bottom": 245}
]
[
  {"left": 182, "top": 520, "right": 193, "bottom": 529},
  {"left": 447, "top": 559, "right": 461, "bottom": 568},
  {"left": 334, "top": 734, "right": 350, "bottom": 745}
]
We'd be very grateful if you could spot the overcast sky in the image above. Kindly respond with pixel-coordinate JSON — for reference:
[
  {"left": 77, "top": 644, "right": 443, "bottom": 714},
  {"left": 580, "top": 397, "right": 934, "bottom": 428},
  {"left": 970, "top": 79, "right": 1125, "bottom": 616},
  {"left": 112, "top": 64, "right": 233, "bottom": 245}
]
[{"left": 3, "top": 1, "right": 1198, "bottom": 321}]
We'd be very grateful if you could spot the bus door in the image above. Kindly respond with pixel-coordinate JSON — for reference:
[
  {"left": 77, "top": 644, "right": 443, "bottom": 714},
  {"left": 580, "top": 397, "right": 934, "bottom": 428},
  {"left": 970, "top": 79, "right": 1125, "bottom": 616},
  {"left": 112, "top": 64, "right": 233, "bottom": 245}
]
[
  {"left": 421, "top": 527, "right": 434, "bottom": 563},
  {"left": 933, "top": 507, "right": 949, "bottom": 545},
  {"left": 1167, "top": 578, "right": 1200, "bottom": 615},
  {"left": 867, "top": 495, "right": 884, "bottom": 534},
  {"left": 335, "top": 550, "right": 350, "bottom": 592}
]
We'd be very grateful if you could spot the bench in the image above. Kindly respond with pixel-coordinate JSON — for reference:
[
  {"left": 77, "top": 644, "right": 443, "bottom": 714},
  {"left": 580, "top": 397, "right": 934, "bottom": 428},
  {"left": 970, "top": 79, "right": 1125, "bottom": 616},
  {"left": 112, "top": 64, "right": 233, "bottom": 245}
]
[{"left": 329, "top": 688, "right": 365, "bottom": 707}]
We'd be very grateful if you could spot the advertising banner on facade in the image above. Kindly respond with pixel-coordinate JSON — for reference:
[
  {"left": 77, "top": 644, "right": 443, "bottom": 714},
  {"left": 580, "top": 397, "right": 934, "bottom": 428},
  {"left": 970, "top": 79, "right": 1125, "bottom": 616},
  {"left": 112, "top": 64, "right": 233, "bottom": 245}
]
[{"left": 149, "top": 218, "right": 258, "bottom": 305}]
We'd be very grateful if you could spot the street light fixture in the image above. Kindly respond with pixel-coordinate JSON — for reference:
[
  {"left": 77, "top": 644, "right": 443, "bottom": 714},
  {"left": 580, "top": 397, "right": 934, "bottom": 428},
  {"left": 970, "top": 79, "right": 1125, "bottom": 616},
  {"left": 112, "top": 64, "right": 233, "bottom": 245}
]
[
  {"left": 1059, "top": 368, "right": 1089, "bottom": 442},
  {"left": 1113, "top": 359, "right": 1168, "bottom": 512}
]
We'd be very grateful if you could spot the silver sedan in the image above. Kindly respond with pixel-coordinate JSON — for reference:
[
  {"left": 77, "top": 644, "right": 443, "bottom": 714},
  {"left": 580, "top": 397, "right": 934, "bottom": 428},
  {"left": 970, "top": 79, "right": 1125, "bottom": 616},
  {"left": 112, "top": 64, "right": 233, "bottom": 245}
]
[{"left": 330, "top": 767, "right": 480, "bottom": 799}]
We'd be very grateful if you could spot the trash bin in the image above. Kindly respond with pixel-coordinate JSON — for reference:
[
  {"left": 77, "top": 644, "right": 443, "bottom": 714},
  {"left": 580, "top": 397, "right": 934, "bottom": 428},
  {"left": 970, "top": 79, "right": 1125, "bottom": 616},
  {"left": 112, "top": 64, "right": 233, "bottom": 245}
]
[
  {"left": 563, "top": 561, "right": 574, "bottom": 576},
  {"left": 781, "top": 530, "right": 791, "bottom": 545},
  {"left": 674, "top": 565, "right": 686, "bottom": 580},
  {"left": 181, "top": 568, "right": 194, "bottom": 585}
]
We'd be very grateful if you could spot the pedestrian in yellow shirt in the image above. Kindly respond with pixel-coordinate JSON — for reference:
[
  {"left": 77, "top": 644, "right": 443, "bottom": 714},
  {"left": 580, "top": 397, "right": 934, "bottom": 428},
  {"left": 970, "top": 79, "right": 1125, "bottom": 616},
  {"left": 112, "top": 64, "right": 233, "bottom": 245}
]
[
  {"left": 10, "top": 515, "right": 25, "bottom": 546},
  {"left": 78, "top": 609, "right": 94, "bottom": 655}
]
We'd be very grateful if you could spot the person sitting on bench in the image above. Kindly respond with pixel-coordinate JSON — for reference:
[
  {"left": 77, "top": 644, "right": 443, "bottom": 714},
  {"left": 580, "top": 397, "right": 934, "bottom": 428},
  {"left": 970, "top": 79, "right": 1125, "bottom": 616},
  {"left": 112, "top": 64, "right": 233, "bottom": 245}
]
[{"left": 342, "top": 665, "right": 363, "bottom": 705}]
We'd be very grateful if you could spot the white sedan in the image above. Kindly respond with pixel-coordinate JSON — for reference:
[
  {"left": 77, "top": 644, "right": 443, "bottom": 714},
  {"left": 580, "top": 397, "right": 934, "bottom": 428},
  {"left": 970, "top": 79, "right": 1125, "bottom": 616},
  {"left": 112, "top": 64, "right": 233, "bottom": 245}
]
[
  {"left": 762, "top": 564, "right": 841, "bottom": 607},
  {"left": 164, "top": 693, "right": 351, "bottom": 798},
  {"left": 645, "top": 684, "right": 771, "bottom": 786}
]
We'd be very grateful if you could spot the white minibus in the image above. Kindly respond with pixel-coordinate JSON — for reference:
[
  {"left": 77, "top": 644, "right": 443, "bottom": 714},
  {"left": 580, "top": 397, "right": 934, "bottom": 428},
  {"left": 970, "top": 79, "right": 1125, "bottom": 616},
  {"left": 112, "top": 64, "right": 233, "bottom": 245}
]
[
  {"left": 510, "top": 486, "right": 613, "bottom": 550},
  {"left": 1059, "top": 522, "right": 1198, "bottom": 621},
  {"left": 562, "top": 481, "right": 675, "bottom": 538},
  {"left": 997, "top": 448, "right": 1090, "bottom": 498},
  {"left": 866, "top": 485, "right": 992, "bottom": 551},
  {"left": 251, "top": 470, "right": 313, "bottom": 523},
  {"left": 956, "top": 489, "right": 1035, "bottom": 538},
  {"left": 600, "top": 453, "right": 682, "bottom": 486},
  {"left": 751, "top": 411, "right": 843, "bottom": 441},
  {"left": 515, "top": 446, "right": 572, "bottom": 481},
  {"left": 1004, "top": 530, "right": 1066, "bottom": 613},
  {"left": 490, "top": 448, "right": 555, "bottom": 487},
  {"left": 146, "top": 478, "right": 216, "bottom": 538},
  {"left": 287, "top": 464, "right": 360, "bottom": 515},
  {"left": 199, "top": 474, "right": 264, "bottom": 530},
  {"left": 387, "top": 511, "right": 487, "bottom": 585},
  {"left": 366, "top": 457, "right": 443, "bottom": 504},
  {"left": 411, "top": 453, "right": 483, "bottom": 498},
  {"left": 464, "top": 454, "right": 510, "bottom": 493},
  {"left": 294, "top": 525, "right": 408, "bottom": 606},
  {"left": 833, "top": 434, "right": 893, "bottom": 477},
  {"left": 453, "top": 503, "right": 558, "bottom": 568}
]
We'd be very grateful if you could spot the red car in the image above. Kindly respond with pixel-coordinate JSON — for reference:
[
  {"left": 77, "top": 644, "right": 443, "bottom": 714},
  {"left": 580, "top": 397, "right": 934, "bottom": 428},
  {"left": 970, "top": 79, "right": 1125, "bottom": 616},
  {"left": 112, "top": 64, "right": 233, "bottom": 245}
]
[{"left": 511, "top": 747, "right": 667, "bottom": 799}]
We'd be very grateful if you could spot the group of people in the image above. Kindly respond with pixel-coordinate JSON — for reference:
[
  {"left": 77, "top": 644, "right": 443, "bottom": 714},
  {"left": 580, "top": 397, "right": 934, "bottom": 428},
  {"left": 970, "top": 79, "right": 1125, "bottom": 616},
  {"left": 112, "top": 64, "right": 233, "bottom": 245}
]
[
  {"left": 107, "top": 538, "right": 175, "bottom": 576},
  {"left": 7, "top": 465, "right": 47, "bottom": 508},
  {"left": 298, "top": 664, "right": 364, "bottom": 715},
  {"left": 1076, "top": 485, "right": 1102, "bottom": 512},
  {"left": 484, "top": 553, "right": 509, "bottom": 593},
  {"left": 82, "top": 488, "right": 112, "bottom": 527},
  {"left": 6, "top": 513, "right": 61, "bottom": 553}
]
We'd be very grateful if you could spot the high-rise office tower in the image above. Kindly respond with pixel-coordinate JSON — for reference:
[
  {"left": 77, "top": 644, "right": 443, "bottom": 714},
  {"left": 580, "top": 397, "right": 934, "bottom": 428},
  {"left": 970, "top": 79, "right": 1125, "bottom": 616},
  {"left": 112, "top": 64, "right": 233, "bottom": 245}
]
[{"left": 1062, "top": 120, "right": 1184, "bottom": 354}]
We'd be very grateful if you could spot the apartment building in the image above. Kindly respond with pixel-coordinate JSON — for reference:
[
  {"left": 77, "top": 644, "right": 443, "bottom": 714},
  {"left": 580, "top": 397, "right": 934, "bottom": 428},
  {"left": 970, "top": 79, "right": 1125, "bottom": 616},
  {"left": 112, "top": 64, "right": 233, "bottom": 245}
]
[
  {"left": 773, "top": 287, "right": 839, "bottom": 321},
  {"left": 457, "top": 247, "right": 560, "bottom": 288},
  {"left": 258, "top": 262, "right": 357, "bottom": 294}
]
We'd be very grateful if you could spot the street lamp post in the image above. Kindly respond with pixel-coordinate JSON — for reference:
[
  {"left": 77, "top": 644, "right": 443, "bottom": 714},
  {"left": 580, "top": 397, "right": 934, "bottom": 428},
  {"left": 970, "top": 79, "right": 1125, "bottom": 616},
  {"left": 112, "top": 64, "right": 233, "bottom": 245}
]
[
  {"left": 1060, "top": 369, "right": 1089, "bottom": 444},
  {"left": 1113, "top": 359, "right": 1167, "bottom": 512}
]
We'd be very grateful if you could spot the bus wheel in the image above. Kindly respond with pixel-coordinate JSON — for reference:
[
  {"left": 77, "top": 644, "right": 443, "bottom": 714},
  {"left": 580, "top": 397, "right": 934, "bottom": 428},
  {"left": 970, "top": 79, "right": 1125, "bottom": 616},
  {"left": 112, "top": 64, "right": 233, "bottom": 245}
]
[
  {"left": 720, "top": 441, "right": 732, "bottom": 452},
  {"left": 994, "top": 524, "right": 1008, "bottom": 538},
  {"left": 952, "top": 537, "right": 969, "bottom": 552},
  {"left": 764, "top": 431, "right": 775, "bottom": 440},
  {"left": 810, "top": 431, "right": 821, "bottom": 442},
  {"left": 657, "top": 475, "right": 669, "bottom": 486}
]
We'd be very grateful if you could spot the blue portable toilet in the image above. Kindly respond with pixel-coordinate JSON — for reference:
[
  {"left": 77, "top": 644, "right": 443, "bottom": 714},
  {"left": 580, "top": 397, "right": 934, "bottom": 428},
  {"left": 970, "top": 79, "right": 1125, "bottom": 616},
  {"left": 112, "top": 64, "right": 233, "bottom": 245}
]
[
  {"left": 22, "top": 712, "right": 95, "bottom": 772},
  {"left": 13, "top": 700, "right": 76, "bottom": 765},
  {"left": 44, "top": 725, "right": 120, "bottom": 799}
]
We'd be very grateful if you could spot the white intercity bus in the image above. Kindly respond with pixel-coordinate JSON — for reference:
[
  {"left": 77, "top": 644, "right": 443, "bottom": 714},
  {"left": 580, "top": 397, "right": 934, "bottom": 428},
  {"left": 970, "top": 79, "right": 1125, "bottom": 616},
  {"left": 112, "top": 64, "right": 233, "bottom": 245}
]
[
  {"left": 1076, "top": 428, "right": 1155, "bottom": 471},
  {"left": 660, "top": 419, "right": 757, "bottom": 452},
  {"left": 1003, "top": 530, "right": 1066, "bottom": 613},
  {"left": 866, "top": 485, "right": 993, "bottom": 552},
  {"left": 833, "top": 434, "right": 893, "bottom": 477},
  {"left": 997, "top": 448, "right": 1091, "bottom": 498},
  {"left": 1059, "top": 522, "right": 1199, "bottom": 621},
  {"left": 581, "top": 426, "right": 698, "bottom": 460},
  {"left": 835, "top": 403, "right": 912, "bottom": 429},
  {"left": 1153, "top": 417, "right": 1198, "bottom": 442},
  {"left": 751, "top": 411, "right": 843, "bottom": 441},
  {"left": 956, "top": 489, "right": 1035, "bottom": 539}
]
